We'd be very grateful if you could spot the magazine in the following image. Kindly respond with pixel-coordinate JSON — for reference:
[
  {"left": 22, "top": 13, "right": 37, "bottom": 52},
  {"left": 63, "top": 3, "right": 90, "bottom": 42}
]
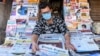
[
  {"left": 27, "top": 4, "right": 38, "bottom": 18},
  {"left": 80, "top": 12, "right": 91, "bottom": 22},
  {"left": 79, "top": 2, "right": 89, "bottom": 9},
  {"left": 77, "top": 22, "right": 91, "bottom": 32},
  {"left": 28, "top": 0, "right": 39, "bottom": 4},
  {"left": 70, "top": 0, "right": 77, "bottom": 3},
  {"left": 65, "top": 21, "right": 79, "bottom": 31},
  {"left": 38, "top": 44, "right": 69, "bottom": 56},
  {"left": 38, "top": 34, "right": 65, "bottom": 49},
  {"left": 78, "top": 0, "right": 88, "bottom": 2},
  {"left": 10, "top": 5, "right": 16, "bottom": 16},
  {"left": 25, "top": 20, "right": 36, "bottom": 33},
  {"left": 16, "top": 17, "right": 28, "bottom": 33},
  {"left": 65, "top": 15, "right": 77, "bottom": 22},
  {"left": 16, "top": 5, "right": 28, "bottom": 16},
  {"left": 6, "top": 20, "right": 16, "bottom": 37}
]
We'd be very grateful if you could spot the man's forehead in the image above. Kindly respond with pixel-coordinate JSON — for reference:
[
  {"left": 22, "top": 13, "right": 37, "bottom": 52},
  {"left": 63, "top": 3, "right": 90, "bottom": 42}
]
[{"left": 41, "top": 6, "right": 51, "bottom": 12}]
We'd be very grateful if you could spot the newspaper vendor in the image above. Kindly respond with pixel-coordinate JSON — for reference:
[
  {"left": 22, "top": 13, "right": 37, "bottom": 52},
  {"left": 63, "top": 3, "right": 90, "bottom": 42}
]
[{"left": 32, "top": 2, "right": 76, "bottom": 53}]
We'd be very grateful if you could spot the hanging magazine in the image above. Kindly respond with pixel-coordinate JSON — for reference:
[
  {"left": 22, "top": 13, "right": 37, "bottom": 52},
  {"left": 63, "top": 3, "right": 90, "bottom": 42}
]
[{"left": 6, "top": 20, "right": 16, "bottom": 37}]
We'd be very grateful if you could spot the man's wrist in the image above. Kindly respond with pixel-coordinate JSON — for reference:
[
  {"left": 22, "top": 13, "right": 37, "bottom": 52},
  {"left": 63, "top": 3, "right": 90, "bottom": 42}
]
[
  {"left": 32, "top": 41, "right": 37, "bottom": 45},
  {"left": 65, "top": 41, "right": 71, "bottom": 45}
]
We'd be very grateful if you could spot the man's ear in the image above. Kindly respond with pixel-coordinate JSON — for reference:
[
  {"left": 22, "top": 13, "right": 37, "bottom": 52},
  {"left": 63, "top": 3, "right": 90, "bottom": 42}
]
[
  {"left": 50, "top": 9, "right": 53, "bottom": 12},
  {"left": 38, "top": 11, "right": 42, "bottom": 20}
]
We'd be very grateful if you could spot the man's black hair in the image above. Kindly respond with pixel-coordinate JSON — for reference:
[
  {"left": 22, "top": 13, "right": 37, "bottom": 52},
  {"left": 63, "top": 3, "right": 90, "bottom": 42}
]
[{"left": 39, "top": 2, "right": 52, "bottom": 10}]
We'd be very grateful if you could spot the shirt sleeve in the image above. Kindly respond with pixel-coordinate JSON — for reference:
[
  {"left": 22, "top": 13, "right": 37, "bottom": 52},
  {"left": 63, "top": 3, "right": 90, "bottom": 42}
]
[
  {"left": 32, "top": 20, "right": 43, "bottom": 36},
  {"left": 57, "top": 18, "right": 69, "bottom": 35}
]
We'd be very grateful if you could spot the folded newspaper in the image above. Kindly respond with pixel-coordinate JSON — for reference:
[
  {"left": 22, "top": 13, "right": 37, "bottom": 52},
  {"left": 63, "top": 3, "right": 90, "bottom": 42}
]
[
  {"left": 10, "top": 39, "right": 31, "bottom": 54},
  {"left": 38, "top": 44, "right": 69, "bottom": 56}
]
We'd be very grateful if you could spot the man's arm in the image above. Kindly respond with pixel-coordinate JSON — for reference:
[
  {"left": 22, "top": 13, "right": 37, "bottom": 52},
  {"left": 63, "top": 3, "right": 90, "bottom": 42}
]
[
  {"left": 32, "top": 34, "right": 39, "bottom": 44},
  {"left": 32, "top": 20, "right": 43, "bottom": 52},
  {"left": 65, "top": 33, "right": 76, "bottom": 50},
  {"left": 57, "top": 18, "right": 75, "bottom": 50},
  {"left": 31, "top": 34, "right": 39, "bottom": 53},
  {"left": 65, "top": 33, "right": 70, "bottom": 44}
]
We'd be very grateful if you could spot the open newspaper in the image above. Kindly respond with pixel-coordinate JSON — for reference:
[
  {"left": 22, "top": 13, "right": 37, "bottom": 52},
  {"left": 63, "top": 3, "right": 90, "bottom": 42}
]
[
  {"left": 71, "top": 34, "right": 100, "bottom": 52},
  {"left": 38, "top": 34, "right": 65, "bottom": 49},
  {"left": 38, "top": 44, "right": 69, "bottom": 56}
]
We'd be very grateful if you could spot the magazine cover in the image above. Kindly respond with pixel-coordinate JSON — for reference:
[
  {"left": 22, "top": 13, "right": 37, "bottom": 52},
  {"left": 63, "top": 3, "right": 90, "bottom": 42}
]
[
  {"left": 38, "top": 34, "right": 65, "bottom": 49},
  {"left": 27, "top": 4, "right": 38, "bottom": 18},
  {"left": 65, "top": 21, "right": 79, "bottom": 31},
  {"left": 70, "top": 0, "right": 77, "bottom": 3},
  {"left": 28, "top": 0, "right": 39, "bottom": 4},
  {"left": 80, "top": 12, "right": 91, "bottom": 22},
  {"left": 38, "top": 44, "right": 69, "bottom": 56},
  {"left": 63, "top": 5, "right": 70, "bottom": 16},
  {"left": 10, "top": 5, "right": 17, "bottom": 16},
  {"left": 77, "top": 22, "right": 92, "bottom": 32},
  {"left": 16, "top": 16, "right": 28, "bottom": 33},
  {"left": 25, "top": 20, "right": 36, "bottom": 34},
  {"left": 79, "top": 2, "right": 89, "bottom": 9},
  {"left": 15, "top": 0, "right": 28, "bottom": 4},
  {"left": 65, "top": 15, "right": 77, "bottom": 22},
  {"left": 80, "top": 9, "right": 90, "bottom": 13},
  {"left": 78, "top": 0, "right": 88, "bottom": 2},
  {"left": 63, "top": 0, "right": 70, "bottom": 3},
  {"left": 16, "top": 5, "right": 28, "bottom": 16},
  {"left": 6, "top": 20, "right": 16, "bottom": 37},
  {"left": 15, "top": 0, "right": 39, "bottom": 4}
]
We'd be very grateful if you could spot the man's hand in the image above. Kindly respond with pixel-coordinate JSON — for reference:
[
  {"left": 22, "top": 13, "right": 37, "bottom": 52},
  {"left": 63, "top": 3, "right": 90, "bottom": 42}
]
[
  {"left": 32, "top": 43, "right": 39, "bottom": 53},
  {"left": 65, "top": 43, "right": 76, "bottom": 50}
]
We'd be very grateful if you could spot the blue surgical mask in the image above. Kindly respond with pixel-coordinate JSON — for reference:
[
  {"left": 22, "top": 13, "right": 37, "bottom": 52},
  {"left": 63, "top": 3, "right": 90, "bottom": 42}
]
[{"left": 42, "top": 12, "right": 52, "bottom": 20}]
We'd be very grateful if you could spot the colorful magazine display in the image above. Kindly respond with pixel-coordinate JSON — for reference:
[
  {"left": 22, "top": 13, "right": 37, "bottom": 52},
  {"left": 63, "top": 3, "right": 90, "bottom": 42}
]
[{"left": 63, "top": 0, "right": 92, "bottom": 32}]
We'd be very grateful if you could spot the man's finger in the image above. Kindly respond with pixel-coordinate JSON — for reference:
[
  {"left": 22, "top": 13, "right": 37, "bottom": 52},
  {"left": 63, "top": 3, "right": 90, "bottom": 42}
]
[{"left": 32, "top": 46, "right": 37, "bottom": 53}]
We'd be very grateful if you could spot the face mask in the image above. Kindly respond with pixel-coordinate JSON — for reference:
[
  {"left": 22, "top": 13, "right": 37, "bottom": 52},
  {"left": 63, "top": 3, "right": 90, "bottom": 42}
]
[{"left": 42, "top": 12, "right": 52, "bottom": 20}]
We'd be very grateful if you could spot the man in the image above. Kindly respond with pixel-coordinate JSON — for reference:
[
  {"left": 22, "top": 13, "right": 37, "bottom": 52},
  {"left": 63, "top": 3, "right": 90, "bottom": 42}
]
[{"left": 32, "top": 2, "right": 75, "bottom": 53}]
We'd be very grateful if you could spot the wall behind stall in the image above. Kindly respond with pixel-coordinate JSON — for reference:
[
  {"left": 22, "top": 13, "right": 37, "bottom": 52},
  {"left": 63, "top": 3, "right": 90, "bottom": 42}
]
[
  {"left": 0, "top": 3, "right": 4, "bottom": 28},
  {"left": 0, "top": 0, "right": 13, "bottom": 44}
]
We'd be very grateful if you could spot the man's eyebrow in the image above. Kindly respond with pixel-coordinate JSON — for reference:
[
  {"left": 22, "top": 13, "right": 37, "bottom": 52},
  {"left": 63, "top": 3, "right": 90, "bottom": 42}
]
[{"left": 42, "top": 11, "right": 50, "bottom": 14}]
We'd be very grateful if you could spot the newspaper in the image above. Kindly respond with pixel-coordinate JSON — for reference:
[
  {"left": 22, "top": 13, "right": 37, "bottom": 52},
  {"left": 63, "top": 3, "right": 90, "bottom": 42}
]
[
  {"left": 38, "top": 34, "right": 65, "bottom": 49},
  {"left": 38, "top": 44, "right": 69, "bottom": 56},
  {"left": 71, "top": 35, "right": 100, "bottom": 52},
  {"left": 10, "top": 38, "right": 31, "bottom": 54}
]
